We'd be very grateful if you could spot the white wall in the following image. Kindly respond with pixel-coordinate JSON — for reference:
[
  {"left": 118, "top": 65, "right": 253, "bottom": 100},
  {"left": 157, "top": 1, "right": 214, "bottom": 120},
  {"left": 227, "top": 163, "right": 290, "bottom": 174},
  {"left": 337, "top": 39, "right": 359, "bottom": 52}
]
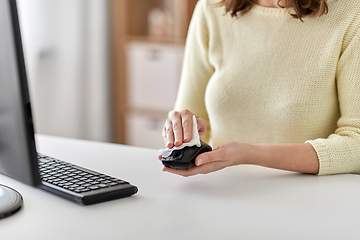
[{"left": 17, "top": 0, "right": 110, "bottom": 142}]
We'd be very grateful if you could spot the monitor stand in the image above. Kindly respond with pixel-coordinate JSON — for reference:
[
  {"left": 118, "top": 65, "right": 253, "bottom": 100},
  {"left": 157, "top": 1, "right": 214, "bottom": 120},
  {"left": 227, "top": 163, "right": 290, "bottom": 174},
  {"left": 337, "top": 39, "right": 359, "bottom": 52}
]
[{"left": 0, "top": 185, "right": 23, "bottom": 219}]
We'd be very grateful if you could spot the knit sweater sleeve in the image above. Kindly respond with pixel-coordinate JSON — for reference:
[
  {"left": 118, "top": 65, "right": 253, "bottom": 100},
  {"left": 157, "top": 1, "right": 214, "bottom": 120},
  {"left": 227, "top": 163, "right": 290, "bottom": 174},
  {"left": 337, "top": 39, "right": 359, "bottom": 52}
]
[
  {"left": 173, "top": 0, "right": 215, "bottom": 143},
  {"left": 307, "top": 28, "right": 360, "bottom": 175}
]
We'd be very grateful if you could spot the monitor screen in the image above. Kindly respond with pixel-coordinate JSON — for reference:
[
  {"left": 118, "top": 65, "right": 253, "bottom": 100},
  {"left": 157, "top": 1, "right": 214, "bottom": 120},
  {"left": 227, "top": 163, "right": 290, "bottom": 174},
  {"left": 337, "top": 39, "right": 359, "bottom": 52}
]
[{"left": 0, "top": 0, "right": 40, "bottom": 186}]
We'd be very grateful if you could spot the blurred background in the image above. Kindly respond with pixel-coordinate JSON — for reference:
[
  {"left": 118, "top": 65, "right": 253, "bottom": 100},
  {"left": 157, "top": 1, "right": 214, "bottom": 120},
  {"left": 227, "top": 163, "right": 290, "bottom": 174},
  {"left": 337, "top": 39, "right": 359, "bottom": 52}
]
[{"left": 17, "top": 0, "right": 197, "bottom": 149}]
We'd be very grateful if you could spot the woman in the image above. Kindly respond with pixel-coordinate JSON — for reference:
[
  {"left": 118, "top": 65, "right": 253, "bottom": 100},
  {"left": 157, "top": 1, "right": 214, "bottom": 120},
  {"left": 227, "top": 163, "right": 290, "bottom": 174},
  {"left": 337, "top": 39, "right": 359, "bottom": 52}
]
[{"left": 160, "top": 0, "right": 360, "bottom": 177}]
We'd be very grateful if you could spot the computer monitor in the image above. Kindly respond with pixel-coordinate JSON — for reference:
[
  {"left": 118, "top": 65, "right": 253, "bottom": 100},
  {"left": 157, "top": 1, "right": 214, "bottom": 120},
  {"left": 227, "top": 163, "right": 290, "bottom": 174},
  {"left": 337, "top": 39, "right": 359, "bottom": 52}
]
[
  {"left": 0, "top": 0, "right": 137, "bottom": 207},
  {"left": 0, "top": 0, "right": 41, "bottom": 187}
]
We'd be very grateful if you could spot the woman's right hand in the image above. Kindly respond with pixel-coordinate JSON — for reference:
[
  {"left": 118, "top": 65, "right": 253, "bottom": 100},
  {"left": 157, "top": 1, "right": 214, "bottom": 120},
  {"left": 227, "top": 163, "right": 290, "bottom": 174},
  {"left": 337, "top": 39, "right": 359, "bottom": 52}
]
[{"left": 162, "top": 109, "right": 207, "bottom": 149}]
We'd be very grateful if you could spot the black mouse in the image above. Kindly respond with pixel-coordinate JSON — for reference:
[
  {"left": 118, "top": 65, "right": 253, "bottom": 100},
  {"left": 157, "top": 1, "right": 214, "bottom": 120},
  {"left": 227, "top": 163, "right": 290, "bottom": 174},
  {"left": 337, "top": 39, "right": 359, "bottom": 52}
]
[{"left": 162, "top": 140, "right": 212, "bottom": 169}]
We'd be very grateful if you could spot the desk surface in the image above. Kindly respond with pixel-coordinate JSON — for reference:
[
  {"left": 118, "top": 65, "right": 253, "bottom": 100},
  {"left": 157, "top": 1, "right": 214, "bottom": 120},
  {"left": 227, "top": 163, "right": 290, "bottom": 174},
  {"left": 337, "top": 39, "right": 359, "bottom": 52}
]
[{"left": 1, "top": 135, "right": 359, "bottom": 240}]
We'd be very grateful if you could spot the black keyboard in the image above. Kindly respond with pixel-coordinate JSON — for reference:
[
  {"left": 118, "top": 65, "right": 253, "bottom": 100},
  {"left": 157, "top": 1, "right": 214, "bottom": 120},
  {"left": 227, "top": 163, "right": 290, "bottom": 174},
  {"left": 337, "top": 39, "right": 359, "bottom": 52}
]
[{"left": 37, "top": 153, "right": 138, "bottom": 205}]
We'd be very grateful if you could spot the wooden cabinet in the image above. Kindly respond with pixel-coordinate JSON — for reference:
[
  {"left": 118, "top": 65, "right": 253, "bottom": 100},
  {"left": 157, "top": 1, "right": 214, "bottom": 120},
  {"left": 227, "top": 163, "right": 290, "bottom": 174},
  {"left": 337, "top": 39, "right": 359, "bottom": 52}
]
[{"left": 109, "top": 0, "right": 198, "bottom": 146}]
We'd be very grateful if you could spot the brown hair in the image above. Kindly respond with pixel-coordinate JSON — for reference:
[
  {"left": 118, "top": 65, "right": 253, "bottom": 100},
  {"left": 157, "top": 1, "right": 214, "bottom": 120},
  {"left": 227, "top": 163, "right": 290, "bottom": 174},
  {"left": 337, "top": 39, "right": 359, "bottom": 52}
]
[{"left": 217, "top": 0, "right": 328, "bottom": 20}]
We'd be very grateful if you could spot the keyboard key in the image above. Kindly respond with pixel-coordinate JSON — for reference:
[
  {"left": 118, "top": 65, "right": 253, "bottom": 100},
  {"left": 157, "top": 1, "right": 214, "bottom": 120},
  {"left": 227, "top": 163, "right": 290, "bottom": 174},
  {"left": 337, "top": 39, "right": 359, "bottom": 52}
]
[
  {"left": 38, "top": 153, "right": 129, "bottom": 194},
  {"left": 108, "top": 182, "right": 119, "bottom": 186}
]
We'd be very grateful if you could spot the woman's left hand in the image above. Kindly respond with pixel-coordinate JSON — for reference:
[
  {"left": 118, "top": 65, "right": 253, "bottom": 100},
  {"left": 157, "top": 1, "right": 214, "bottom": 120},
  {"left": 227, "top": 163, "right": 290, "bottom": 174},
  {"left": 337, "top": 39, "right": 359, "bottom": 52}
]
[{"left": 162, "top": 141, "right": 249, "bottom": 177}]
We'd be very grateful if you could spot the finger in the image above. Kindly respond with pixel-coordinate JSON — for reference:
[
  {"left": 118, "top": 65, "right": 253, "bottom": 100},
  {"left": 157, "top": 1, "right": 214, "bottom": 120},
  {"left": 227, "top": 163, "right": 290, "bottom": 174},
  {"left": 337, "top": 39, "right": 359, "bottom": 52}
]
[
  {"left": 164, "top": 120, "right": 174, "bottom": 148},
  {"left": 182, "top": 112, "right": 193, "bottom": 143},
  {"left": 163, "top": 160, "right": 227, "bottom": 177},
  {"left": 169, "top": 111, "right": 183, "bottom": 147},
  {"left": 162, "top": 166, "right": 199, "bottom": 177},
  {"left": 172, "top": 117, "right": 183, "bottom": 147},
  {"left": 195, "top": 147, "right": 226, "bottom": 166},
  {"left": 162, "top": 127, "right": 167, "bottom": 144},
  {"left": 194, "top": 161, "right": 227, "bottom": 175}
]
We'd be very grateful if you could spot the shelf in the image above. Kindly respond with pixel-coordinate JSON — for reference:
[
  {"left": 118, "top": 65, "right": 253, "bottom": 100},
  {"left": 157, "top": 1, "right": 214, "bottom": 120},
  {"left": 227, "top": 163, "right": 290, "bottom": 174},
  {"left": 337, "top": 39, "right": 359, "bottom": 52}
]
[
  {"left": 109, "top": 0, "right": 197, "bottom": 145},
  {"left": 125, "top": 0, "right": 197, "bottom": 41},
  {"left": 127, "top": 106, "right": 170, "bottom": 119},
  {"left": 126, "top": 35, "right": 186, "bottom": 45}
]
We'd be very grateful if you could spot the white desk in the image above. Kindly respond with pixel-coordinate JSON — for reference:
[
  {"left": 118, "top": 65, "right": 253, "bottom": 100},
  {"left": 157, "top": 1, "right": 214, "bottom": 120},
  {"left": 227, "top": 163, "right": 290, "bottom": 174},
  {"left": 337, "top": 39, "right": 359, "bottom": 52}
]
[{"left": 1, "top": 135, "right": 360, "bottom": 240}]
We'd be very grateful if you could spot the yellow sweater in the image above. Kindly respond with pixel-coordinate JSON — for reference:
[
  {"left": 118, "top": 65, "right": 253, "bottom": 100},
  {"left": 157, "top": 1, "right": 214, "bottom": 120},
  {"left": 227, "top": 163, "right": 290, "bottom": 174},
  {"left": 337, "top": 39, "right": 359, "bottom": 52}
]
[{"left": 174, "top": 0, "right": 360, "bottom": 175}]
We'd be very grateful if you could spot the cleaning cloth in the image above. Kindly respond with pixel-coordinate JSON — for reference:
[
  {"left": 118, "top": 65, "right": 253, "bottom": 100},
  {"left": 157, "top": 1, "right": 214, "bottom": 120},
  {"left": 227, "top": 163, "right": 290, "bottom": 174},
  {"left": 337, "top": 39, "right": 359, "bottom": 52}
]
[{"left": 159, "top": 115, "right": 201, "bottom": 158}]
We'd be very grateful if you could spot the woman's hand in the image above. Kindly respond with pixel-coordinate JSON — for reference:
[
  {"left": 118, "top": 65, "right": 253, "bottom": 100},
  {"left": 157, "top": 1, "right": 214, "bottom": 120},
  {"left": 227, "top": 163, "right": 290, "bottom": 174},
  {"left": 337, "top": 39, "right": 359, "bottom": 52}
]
[
  {"left": 162, "top": 141, "right": 249, "bottom": 177},
  {"left": 162, "top": 142, "right": 320, "bottom": 177},
  {"left": 162, "top": 109, "right": 207, "bottom": 149}
]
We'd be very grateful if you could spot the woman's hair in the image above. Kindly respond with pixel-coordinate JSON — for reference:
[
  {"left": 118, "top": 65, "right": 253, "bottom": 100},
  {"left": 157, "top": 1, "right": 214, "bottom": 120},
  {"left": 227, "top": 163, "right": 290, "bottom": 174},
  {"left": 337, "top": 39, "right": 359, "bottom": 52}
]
[{"left": 217, "top": 0, "right": 328, "bottom": 20}]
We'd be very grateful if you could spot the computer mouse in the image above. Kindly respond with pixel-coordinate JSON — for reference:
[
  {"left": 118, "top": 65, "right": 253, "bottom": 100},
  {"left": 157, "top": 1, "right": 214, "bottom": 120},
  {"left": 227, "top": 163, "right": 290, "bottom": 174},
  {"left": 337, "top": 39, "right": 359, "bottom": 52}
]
[{"left": 161, "top": 140, "right": 212, "bottom": 169}]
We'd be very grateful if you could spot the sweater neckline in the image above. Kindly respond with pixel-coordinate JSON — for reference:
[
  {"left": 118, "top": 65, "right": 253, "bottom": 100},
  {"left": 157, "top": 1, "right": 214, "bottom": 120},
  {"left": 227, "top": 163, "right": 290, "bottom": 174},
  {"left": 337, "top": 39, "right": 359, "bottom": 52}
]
[
  {"left": 251, "top": 4, "right": 289, "bottom": 15},
  {"left": 251, "top": 0, "right": 337, "bottom": 16}
]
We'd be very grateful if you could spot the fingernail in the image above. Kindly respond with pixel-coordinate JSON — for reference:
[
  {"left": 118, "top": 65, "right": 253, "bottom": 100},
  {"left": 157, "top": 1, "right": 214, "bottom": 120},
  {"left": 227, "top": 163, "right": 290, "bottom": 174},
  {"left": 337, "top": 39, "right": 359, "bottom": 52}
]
[{"left": 197, "top": 159, "right": 203, "bottom": 166}]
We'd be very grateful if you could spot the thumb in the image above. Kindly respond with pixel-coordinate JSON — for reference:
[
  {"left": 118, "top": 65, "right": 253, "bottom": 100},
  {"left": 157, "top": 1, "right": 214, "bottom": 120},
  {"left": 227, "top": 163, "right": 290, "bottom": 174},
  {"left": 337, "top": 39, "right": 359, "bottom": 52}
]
[{"left": 195, "top": 147, "right": 225, "bottom": 166}]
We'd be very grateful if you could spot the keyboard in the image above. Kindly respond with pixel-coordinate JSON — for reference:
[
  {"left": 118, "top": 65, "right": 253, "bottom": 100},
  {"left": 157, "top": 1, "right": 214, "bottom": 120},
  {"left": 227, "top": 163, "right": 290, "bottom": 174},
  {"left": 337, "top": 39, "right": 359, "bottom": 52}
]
[{"left": 37, "top": 153, "right": 138, "bottom": 205}]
